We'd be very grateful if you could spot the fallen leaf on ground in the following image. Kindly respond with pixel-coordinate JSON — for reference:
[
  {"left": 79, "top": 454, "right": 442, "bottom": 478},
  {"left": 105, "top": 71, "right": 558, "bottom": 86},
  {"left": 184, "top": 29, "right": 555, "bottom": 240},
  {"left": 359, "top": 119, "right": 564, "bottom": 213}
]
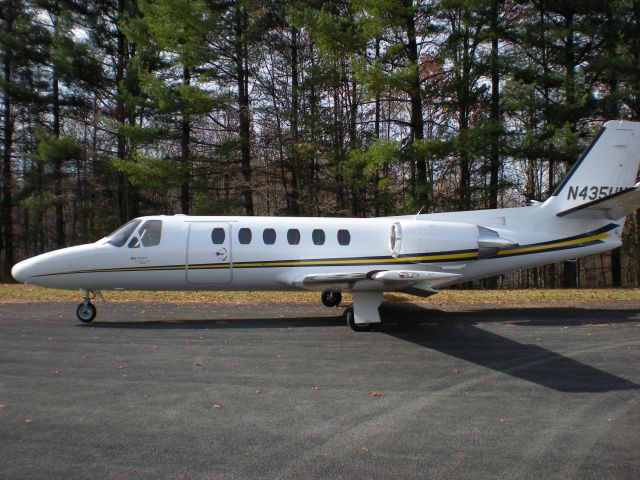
[
  {"left": 452, "top": 368, "right": 461, "bottom": 375},
  {"left": 256, "top": 388, "right": 263, "bottom": 395},
  {"left": 360, "top": 447, "right": 369, "bottom": 454},
  {"left": 369, "top": 391, "right": 384, "bottom": 398}
]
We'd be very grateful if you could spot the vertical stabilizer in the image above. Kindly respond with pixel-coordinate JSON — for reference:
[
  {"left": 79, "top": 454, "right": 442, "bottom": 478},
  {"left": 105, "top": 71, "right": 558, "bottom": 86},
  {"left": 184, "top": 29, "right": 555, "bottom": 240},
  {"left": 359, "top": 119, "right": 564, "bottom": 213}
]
[{"left": 550, "top": 120, "right": 640, "bottom": 212}]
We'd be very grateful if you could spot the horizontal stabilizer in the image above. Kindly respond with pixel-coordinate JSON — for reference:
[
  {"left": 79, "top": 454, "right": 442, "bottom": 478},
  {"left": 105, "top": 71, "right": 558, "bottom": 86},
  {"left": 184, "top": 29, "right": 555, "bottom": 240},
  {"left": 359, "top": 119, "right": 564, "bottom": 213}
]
[{"left": 556, "top": 182, "right": 640, "bottom": 220}]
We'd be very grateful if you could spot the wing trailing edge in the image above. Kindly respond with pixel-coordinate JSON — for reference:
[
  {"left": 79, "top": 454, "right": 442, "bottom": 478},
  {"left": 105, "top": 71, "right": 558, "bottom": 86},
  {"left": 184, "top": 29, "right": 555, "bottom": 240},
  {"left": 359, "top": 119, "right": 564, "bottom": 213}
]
[{"left": 288, "top": 269, "right": 461, "bottom": 295}]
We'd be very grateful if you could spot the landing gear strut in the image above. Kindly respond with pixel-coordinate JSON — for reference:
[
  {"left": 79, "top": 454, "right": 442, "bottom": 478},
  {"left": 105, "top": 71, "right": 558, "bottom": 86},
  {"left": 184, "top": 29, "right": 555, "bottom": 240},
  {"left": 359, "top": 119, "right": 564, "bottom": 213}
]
[
  {"left": 76, "top": 290, "right": 98, "bottom": 323},
  {"left": 321, "top": 290, "right": 342, "bottom": 307},
  {"left": 344, "top": 307, "right": 373, "bottom": 332}
]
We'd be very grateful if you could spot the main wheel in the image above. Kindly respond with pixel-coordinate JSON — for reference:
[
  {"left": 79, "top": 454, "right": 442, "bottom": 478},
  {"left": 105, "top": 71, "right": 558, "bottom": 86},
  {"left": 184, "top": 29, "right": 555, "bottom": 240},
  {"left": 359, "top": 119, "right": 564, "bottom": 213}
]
[
  {"left": 344, "top": 307, "right": 373, "bottom": 332},
  {"left": 76, "top": 302, "right": 97, "bottom": 323},
  {"left": 321, "top": 290, "right": 342, "bottom": 307}
]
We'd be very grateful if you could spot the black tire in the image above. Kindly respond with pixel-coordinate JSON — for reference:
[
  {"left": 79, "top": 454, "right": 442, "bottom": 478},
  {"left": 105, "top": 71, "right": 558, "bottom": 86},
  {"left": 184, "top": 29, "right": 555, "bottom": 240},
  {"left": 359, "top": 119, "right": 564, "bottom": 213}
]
[
  {"left": 321, "top": 290, "right": 342, "bottom": 308},
  {"left": 344, "top": 307, "right": 373, "bottom": 332},
  {"left": 76, "top": 302, "right": 97, "bottom": 323}
]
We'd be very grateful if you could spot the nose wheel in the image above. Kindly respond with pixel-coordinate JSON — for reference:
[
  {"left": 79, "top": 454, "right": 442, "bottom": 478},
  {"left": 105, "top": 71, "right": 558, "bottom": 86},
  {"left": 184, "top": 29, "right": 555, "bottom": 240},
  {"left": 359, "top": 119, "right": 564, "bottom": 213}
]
[
  {"left": 76, "top": 300, "right": 96, "bottom": 323},
  {"left": 76, "top": 289, "right": 101, "bottom": 323}
]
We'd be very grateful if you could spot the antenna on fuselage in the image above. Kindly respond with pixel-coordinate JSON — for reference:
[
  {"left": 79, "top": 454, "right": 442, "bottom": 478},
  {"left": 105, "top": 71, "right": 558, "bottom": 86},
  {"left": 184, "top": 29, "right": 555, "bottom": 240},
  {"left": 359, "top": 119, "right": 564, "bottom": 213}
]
[{"left": 414, "top": 205, "right": 425, "bottom": 219}]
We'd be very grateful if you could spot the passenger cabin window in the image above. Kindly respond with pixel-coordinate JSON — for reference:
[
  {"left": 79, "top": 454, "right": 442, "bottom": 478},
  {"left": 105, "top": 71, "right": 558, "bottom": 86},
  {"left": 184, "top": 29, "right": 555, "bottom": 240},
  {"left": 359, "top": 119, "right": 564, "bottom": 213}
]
[
  {"left": 337, "top": 229, "right": 351, "bottom": 246},
  {"left": 238, "top": 228, "right": 252, "bottom": 245},
  {"left": 107, "top": 219, "right": 141, "bottom": 247},
  {"left": 312, "top": 229, "right": 325, "bottom": 245},
  {"left": 211, "top": 228, "right": 225, "bottom": 244},
  {"left": 287, "top": 229, "right": 300, "bottom": 245},
  {"left": 263, "top": 228, "right": 276, "bottom": 245},
  {"left": 128, "top": 220, "right": 162, "bottom": 248}
]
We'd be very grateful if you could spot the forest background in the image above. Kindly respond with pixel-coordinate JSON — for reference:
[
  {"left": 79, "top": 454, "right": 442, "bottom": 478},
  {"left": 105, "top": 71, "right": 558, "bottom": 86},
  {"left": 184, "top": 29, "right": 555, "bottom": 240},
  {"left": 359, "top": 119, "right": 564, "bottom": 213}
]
[{"left": 1, "top": 0, "right": 640, "bottom": 288}]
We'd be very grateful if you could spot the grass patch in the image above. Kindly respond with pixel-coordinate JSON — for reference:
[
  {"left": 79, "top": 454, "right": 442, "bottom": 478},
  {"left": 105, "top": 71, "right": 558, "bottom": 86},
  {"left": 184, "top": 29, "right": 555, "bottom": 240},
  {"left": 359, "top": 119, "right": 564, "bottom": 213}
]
[{"left": 1, "top": 284, "right": 638, "bottom": 305}]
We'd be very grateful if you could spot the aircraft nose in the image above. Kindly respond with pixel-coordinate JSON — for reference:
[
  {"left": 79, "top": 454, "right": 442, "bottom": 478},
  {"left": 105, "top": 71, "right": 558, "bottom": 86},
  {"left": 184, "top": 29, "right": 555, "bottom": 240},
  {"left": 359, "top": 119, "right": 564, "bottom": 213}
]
[{"left": 11, "top": 259, "right": 36, "bottom": 284}]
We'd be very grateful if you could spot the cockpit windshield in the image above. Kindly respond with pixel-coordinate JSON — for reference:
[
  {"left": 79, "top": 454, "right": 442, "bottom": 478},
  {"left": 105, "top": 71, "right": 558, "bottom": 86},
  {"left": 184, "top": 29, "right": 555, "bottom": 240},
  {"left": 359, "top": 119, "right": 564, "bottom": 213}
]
[{"left": 107, "top": 219, "right": 142, "bottom": 247}]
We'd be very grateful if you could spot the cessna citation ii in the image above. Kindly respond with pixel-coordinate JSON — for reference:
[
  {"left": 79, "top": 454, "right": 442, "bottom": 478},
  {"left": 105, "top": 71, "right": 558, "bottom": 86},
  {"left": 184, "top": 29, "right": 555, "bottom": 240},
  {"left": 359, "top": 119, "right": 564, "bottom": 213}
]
[{"left": 11, "top": 120, "right": 640, "bottom": 331}]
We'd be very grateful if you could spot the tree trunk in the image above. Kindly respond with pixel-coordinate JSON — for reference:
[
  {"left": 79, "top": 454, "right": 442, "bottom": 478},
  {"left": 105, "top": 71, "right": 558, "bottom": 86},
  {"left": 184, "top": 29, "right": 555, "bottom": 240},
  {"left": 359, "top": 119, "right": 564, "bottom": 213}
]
[
  {"left": 489, "top": 0, "right": 500, "bottom": 210},
  {"left": 1, "top": 0, "right": 15, "bottom": 279},
  {"left": 611, "top": 248, "right": 622, "bottom": 287},
  {"left": 52, "top": 2, "right": 65, "bottom": 248},
  {"left": 181, "top": 67, "right": 191, "bottom": 214},
  {"left": 115, "top": 0, "right": 137, "bottom": 223},
  {"left": 405, "top": 2, "right": 426, "bottom": 207},
  {"left": 458, "top": 24, "right": 471, "bottom": 211},
  {"left": 289, "top": 25, "right": 300, "bottom": 215},
  {"left": 235, "top": 6, "right": 253, "bottom": 215}
]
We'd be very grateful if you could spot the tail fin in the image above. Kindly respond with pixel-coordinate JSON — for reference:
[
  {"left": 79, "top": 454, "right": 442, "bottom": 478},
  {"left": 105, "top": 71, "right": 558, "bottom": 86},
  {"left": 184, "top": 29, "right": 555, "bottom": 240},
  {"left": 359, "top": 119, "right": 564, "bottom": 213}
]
[{"left": 550, "top": 120, "right": 640, "bottom": 213}]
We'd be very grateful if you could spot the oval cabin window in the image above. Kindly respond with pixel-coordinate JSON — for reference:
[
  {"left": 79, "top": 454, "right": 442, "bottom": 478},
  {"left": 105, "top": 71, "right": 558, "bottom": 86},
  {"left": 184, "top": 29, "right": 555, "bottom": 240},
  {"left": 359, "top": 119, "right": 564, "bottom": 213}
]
[
  {"left": 312, "top": 229, "right": 325, "bottom": 245},
  {"left": 263, "top": 228, "right": 276, "bottom": 245},
  {"left": 337, "top": 229, "right": 351, "bottom": 246},
  {"left": 211, "top": 228, "right": 226, "bottom": 245},
  {"left": 287, "top": 229, "right": 301, "bottom": 245},
  {"left": 238, "top": 228, "right": 252, "bottom": 245}
]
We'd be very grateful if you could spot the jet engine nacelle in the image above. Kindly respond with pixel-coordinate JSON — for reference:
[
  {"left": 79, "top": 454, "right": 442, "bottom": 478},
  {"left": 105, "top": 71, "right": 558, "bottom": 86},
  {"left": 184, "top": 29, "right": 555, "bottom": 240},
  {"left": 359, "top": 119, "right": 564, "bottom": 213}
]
[
  {"left": 389, "top": 220, "right": 479, "bottom": 258},
  {"left": 389, "top": 220, "right": 519, "bottom": 259}
]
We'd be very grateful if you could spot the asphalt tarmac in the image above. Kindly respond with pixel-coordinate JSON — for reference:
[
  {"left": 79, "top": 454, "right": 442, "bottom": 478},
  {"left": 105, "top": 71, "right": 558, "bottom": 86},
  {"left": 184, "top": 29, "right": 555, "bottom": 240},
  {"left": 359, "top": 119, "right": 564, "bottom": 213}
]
[{"left": 1, "top": 300, "right": 639, "bottom": 480}]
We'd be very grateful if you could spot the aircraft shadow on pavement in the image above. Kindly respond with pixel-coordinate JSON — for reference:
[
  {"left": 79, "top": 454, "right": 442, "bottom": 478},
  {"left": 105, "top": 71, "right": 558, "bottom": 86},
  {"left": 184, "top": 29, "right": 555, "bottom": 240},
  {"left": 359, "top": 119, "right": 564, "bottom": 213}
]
[
  {"left": 84, "top": 315, "right": 346, "bottom": 329},
  {"left": 84, "top": 302, "right": 639, "bottom": 394},
  {"left": 379, "top": 302, "right": 639, "bottom": 393}
]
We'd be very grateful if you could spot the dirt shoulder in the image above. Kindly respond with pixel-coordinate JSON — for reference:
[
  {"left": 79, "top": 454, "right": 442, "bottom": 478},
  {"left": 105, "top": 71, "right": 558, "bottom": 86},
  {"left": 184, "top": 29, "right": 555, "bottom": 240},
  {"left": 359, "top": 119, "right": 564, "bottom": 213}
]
[{"left": 1, "top": 284, "right": 638, "bottom": 308}]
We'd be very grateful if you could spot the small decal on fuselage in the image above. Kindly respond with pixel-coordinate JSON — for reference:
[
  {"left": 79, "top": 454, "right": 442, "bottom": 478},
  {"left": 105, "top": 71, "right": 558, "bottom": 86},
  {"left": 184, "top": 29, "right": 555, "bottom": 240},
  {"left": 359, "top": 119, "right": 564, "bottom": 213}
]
[
  {"left": 567, "top": 185, "right": 625, "bottom": 201},
  {"left": 130, "top": 256, "right": 150, "bottom": 264},
  {"left": 216, "top": 247, "right": 229, "bottom": 262}
]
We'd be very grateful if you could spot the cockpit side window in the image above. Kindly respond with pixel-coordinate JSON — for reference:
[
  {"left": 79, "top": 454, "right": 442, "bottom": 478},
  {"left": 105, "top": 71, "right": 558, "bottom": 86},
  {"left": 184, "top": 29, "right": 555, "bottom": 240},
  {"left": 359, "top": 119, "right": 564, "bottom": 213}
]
[
  {"left": 128, "top": 220, "right": 163, "bottom": 248},
  {"left": 140, "top": 220, "right": 162, "bottom": 247},
  {"left": 107, "top": 219, "right": 141, "bottom": 247}
]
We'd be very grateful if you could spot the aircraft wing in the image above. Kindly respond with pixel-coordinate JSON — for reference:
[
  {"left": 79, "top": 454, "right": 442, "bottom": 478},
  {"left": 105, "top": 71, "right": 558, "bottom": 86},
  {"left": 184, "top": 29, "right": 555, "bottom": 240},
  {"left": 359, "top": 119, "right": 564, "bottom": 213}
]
[
  {"left": 556, "top": 183, "right": 640, "bottom": 220},
  {"left": 288, "top": 269, "right": 461, "bottom": 297}
]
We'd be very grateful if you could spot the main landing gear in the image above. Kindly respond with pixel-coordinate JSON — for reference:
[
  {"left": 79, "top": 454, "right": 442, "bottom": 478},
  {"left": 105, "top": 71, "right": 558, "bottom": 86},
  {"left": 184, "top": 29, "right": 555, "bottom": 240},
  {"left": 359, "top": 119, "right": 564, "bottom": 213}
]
[
  {"left": 76, "top": 289, "right": 99, "bottom": 323},
  {"left": 343, "top": 307, "right": 373, "bottom": 332},
  {"left": 324, "top": 291, "right": 383, "bottom": 332},
  {"left": 321, "top": 290, "right": 342, "bottom": 307}
]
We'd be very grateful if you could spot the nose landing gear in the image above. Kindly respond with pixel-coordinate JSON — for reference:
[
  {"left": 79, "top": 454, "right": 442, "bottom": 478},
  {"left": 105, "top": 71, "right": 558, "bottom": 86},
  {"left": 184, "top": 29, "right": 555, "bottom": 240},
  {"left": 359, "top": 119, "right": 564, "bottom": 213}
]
[{"left": 76, "top": 289, "right": 101, "bottom": 323}]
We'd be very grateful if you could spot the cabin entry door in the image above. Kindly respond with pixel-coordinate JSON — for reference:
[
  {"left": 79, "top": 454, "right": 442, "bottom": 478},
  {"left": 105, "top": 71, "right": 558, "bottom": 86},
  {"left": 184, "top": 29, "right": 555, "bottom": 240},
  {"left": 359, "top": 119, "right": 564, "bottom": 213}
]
[{"left": 186, "top": 222, "right": 233, "bottom": 284}]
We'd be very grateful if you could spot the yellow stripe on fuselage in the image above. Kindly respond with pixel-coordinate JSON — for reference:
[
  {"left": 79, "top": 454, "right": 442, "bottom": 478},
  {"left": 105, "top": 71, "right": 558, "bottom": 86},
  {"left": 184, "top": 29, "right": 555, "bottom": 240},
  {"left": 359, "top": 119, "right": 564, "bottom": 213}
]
[
  {"left": 496, "top": 232, "right": 609, "bottom": 256},
  {"left": 233, "top": 251, "right": 478, "bottom": 268}
]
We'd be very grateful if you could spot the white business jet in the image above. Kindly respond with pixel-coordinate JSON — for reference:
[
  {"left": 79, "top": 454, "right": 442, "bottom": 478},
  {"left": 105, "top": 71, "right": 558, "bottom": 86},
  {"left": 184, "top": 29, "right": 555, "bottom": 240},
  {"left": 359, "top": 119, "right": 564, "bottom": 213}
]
[{"left": 12, "top": 120, "right": 640, "bottom": 330}]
